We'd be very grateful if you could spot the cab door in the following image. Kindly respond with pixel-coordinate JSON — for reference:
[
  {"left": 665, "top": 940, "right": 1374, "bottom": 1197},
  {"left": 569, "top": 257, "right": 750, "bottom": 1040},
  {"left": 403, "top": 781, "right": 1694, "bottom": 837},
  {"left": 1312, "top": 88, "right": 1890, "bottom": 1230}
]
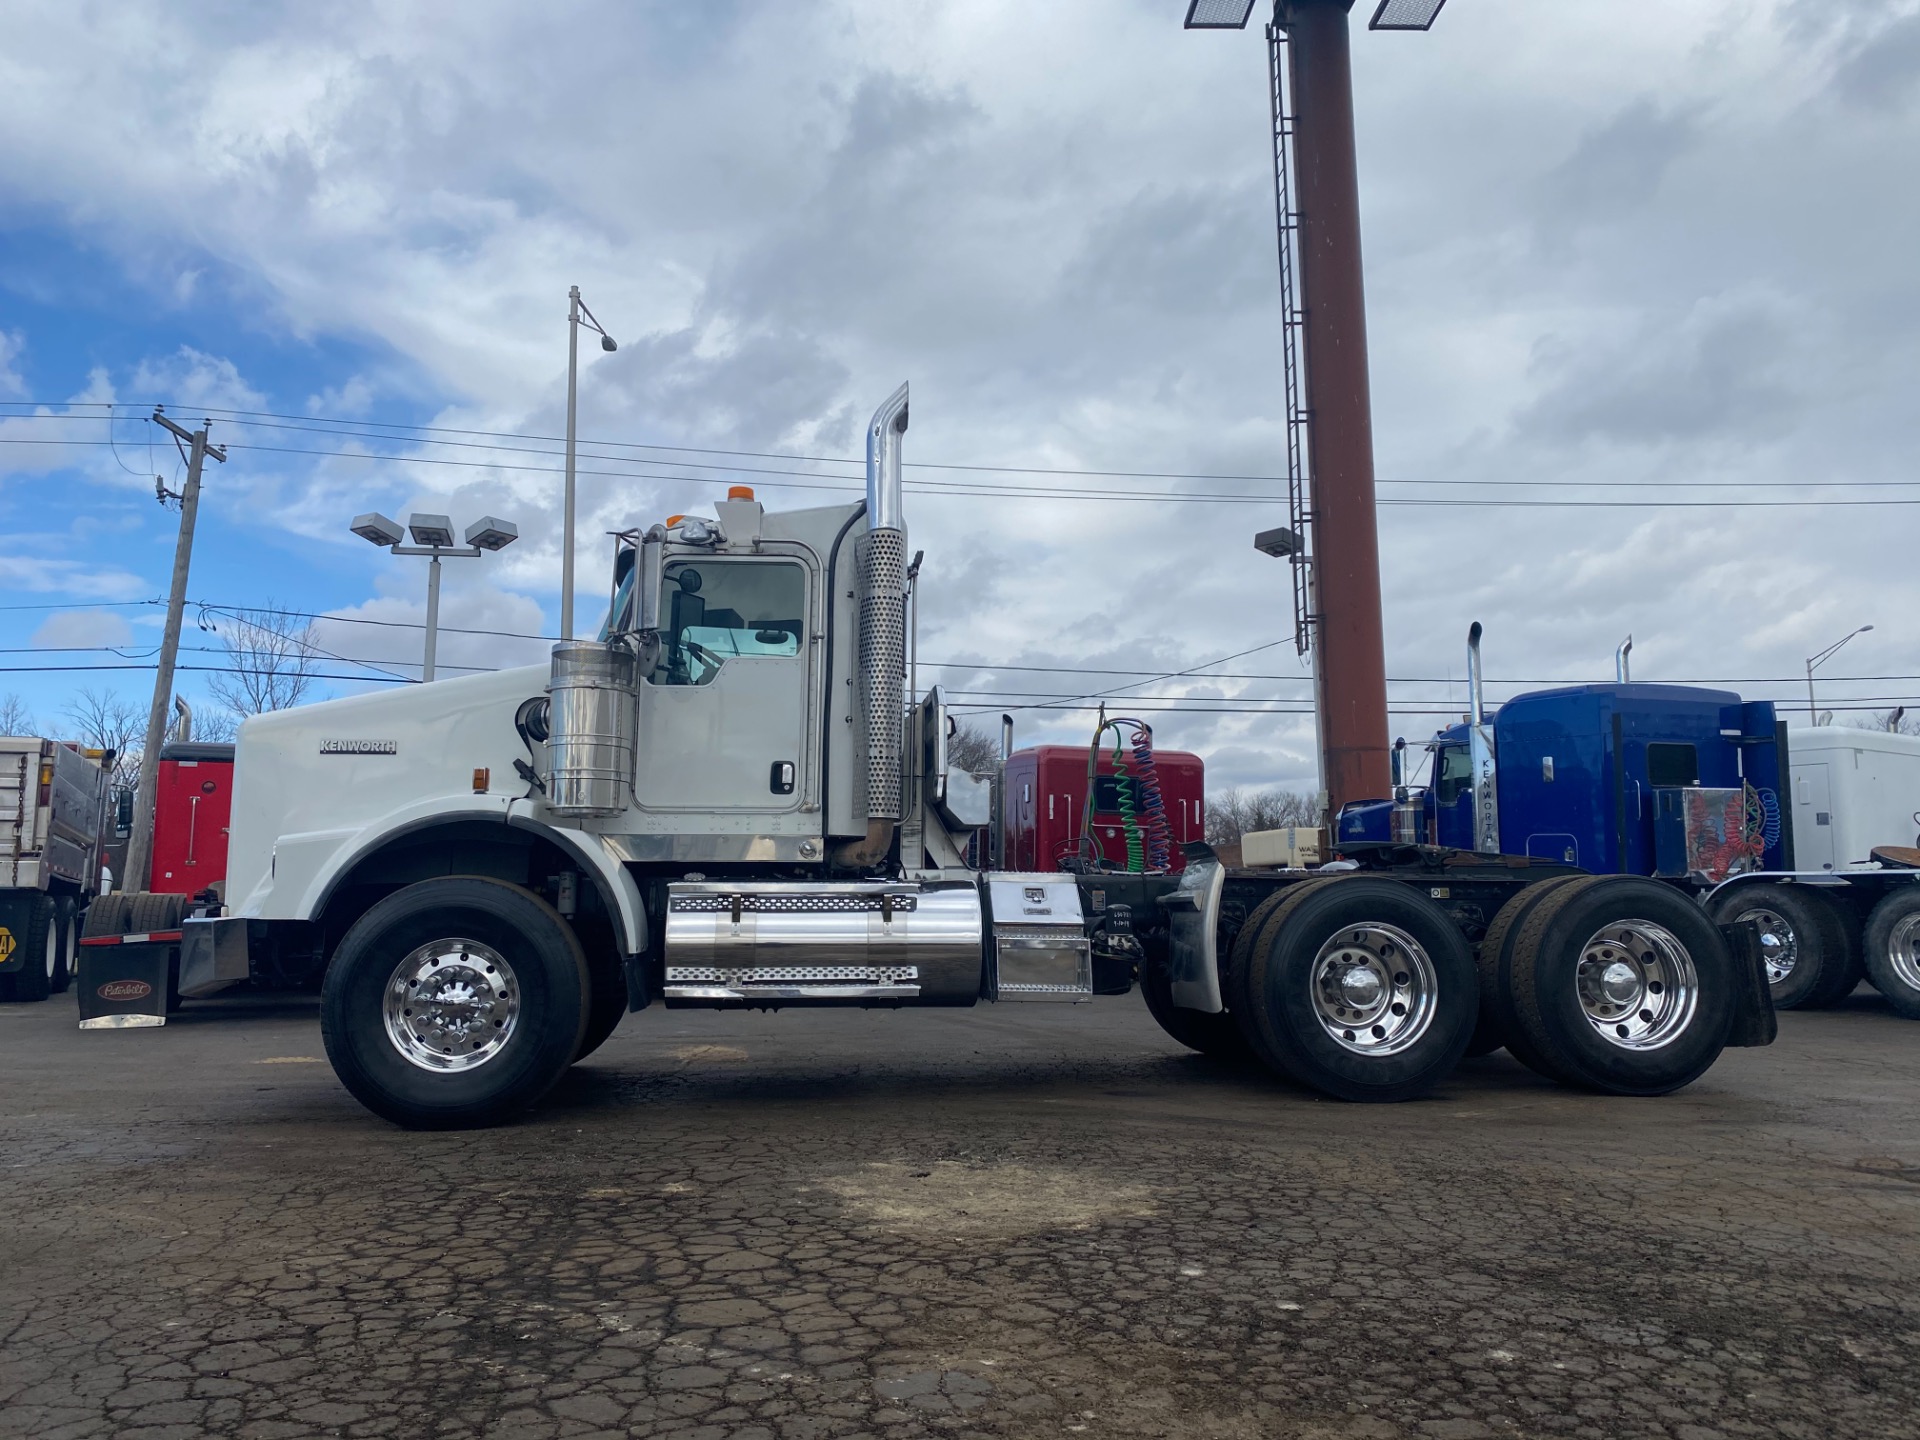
[{"left": 632, "top": 556, "right": 815, "bottom": 820}]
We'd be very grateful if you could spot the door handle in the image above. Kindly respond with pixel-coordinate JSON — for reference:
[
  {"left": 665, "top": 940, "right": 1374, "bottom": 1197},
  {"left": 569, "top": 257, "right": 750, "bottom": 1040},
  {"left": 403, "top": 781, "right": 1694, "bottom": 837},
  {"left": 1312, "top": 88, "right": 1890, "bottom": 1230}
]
[
  {"left": 769, "top": 761, "right": 795, "bottom": 795},
  {"left": 187, "top": 794, "right": 200, "bottom": 865}
]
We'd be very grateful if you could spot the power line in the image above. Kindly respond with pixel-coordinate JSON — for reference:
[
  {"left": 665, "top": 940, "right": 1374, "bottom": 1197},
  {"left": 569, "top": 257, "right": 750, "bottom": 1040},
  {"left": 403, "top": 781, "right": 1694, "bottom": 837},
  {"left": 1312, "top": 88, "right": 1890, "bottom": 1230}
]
[{"left": 12, "top": 411, "right": 1920, "bottom": 506}]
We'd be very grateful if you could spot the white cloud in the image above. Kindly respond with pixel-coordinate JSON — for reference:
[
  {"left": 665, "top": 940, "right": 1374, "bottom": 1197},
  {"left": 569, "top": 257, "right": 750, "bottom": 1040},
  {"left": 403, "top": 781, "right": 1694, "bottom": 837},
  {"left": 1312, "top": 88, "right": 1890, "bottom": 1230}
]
[
  {"left": 128, "top": 347, "right": 266, "bottom": 414},
  {"left": 29, "top": 609, "right": 136, "bottom": 649},
  {"left": 0, "top": 553, "right": 151, "bottom": 601},
  {"left": 0, "top": 330, "right": 24, "bottom": 396}
]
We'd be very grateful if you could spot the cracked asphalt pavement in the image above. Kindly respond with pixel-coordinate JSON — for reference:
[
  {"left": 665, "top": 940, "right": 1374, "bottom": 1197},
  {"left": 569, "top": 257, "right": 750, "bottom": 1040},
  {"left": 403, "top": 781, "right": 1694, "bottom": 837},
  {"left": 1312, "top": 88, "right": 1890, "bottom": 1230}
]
[{"left": 4, "top": 988, "right": 1920, "bottom": 1439}]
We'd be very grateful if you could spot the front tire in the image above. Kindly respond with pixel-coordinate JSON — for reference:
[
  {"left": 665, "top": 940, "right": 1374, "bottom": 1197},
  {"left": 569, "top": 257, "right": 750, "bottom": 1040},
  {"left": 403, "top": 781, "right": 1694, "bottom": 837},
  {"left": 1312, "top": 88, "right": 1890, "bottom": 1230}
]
[
  {"left": 321, "top": 877, "right": 589, "bottom": 1128},
  {"left": 1509, "top": 877, "right": 1734, "bottom": 1096},
  {"left": 1862, "top": 888, "right": 1920, "bottom": 1020},
  {"left": 1235, "top": 878, "right": 1477, "bottom": 1102}
]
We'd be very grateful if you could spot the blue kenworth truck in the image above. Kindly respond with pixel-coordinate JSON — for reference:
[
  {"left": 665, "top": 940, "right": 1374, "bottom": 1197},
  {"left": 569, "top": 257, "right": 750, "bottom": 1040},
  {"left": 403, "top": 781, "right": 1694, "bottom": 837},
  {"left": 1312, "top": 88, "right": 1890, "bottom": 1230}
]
[{"left": 1337, "top": 626, "right": 1920, "bottom": 1027}]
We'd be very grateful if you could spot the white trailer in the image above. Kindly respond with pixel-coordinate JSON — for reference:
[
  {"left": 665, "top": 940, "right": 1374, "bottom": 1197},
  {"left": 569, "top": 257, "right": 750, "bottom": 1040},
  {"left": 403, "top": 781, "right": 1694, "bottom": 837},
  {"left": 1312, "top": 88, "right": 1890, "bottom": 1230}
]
[
  {"left": 1785, "top": 725, "right": 1920, "bottom": 871},
  {"left": 1, "top": 737, "right": 112, "bottom": 1002}
]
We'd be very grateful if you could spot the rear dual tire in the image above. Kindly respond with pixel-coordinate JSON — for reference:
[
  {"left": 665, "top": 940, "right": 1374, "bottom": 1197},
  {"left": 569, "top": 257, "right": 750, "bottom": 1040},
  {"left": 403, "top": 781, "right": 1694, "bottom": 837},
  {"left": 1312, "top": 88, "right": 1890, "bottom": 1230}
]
[
  {"left": 1504, "top": 877, "right": 1735, "bottom": 1096},
  {"left": 1707, "top": 883, "right": 1859, "bottom": 1010},
  {"left": 1863, "top": 888, "right": 1920, "bottom": 1020},
  {"left": 2, "top": 894, "right": 56, "bottom": 1003},
  {"left": 1231, "top": 878, "right": 1478, "bottom": 1103}
]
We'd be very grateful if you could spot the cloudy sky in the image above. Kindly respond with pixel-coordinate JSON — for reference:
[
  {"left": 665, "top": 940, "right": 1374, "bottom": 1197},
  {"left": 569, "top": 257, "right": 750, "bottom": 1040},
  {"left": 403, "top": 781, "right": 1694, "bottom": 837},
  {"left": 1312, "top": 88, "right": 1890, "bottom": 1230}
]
[{"left": 3, "top": 0, "right": 1918, "bottom": 792}]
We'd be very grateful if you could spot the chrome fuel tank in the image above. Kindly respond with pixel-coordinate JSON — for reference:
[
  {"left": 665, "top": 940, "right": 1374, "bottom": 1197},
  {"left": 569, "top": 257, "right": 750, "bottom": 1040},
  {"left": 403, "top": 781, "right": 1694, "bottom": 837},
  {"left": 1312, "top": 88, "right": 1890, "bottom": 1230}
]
[{"left": 662, "top": 880, "right": 983, "bottom": 1006}]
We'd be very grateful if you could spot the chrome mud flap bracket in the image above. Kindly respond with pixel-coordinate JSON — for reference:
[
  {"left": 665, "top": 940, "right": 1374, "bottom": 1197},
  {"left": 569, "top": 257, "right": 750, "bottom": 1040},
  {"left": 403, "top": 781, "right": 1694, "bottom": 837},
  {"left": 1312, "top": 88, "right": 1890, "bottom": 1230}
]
[{"left": 1159, "top": 855, "right": 1225, "bottom": 1014}]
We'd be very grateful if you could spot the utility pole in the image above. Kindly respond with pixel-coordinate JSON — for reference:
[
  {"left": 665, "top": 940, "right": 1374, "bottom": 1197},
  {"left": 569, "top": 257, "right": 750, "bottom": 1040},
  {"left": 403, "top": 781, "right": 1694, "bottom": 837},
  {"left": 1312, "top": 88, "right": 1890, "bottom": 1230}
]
[
  {"left": 563, "top": 286, "right": 580, "bottom": 640},
  {"left": 561, "top": 285, "right": 618, "bottom": 641},
  {"left": 124, "top": 410, "right": 225, "bottom": 895},
  {"left": 1286, "top": 0, "right": 1391, "bottom": 816}
]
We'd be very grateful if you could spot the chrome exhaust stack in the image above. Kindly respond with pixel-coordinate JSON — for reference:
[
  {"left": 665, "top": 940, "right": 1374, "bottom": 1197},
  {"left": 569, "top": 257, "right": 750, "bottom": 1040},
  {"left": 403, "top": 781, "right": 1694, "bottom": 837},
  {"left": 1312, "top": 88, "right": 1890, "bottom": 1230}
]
[
  {"left": 1467, "top": 622, "right": 1500, "bottom": 855},
  {"left": 1616, "top": 634, "right": 1633, "bottom": 683},
  {"left": 835, "top": 382, "right": 911, "bottom": 867}
]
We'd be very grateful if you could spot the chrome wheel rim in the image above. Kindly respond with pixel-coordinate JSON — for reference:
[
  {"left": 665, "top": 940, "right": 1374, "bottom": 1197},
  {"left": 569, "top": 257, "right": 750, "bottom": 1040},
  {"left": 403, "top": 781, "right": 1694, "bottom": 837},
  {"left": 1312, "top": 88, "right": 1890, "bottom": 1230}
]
[
  {"left": 382, "top": 938, "right": 520, "bottom": 1073},
  {"left": 45, "top": 921, "right": 57, "bottom": 982},
  {"left": 1308, "top": 922, "right": 1438, "bottom": 1057},
  {"left": 1886, "top": 914, "right": 1920, "bottom": 994},
  {"left": 1575, "top": 920, "right": 1698, "bottom": 1051},
  {"left": 1736, "top": 906, "right": 1796, "bottom": 985}
]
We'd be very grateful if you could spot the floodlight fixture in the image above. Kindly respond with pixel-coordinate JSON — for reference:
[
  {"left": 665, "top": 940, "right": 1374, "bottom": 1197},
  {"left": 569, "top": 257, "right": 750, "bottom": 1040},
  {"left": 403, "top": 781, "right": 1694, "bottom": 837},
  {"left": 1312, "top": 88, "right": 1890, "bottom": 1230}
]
[
  {"left": 408, "top": 513, "right": 456, "bottom": 548},
  {"left": 1184, "top": 0, "right": 1257, "bottom": 29},
  {"left": 464, "top": 515, "right": 520, "bottom": 551},
  {"left": 350, "top": 511, "right": 405, "bottom": 547},
  {"left": 1254, "top": 526, "right": 1300, "bottom": 558},
  {"left": 1369, "top": 0, "right": 1446, "bottom": 30}
]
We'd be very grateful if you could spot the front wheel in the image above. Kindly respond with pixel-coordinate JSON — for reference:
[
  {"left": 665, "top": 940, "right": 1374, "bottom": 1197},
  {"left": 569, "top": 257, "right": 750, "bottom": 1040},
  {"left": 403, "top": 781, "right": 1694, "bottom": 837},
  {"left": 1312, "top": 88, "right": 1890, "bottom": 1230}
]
[
  {"left": 321, "top": 877, "right": 589, "bottom": 1128},
  {"left": 1234, "top": 878, "right": 1478, "bottom": 1103},
  {"left": 1862, "top": 888, "right": 1920, "bottom": 1020}
]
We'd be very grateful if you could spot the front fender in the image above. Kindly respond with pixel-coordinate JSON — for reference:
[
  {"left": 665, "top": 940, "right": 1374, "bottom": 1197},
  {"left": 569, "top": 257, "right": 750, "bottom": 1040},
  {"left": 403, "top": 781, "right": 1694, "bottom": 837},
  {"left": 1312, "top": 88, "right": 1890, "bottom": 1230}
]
[{"left": 237, "top": 793, "right": 648, "bottom": 958}]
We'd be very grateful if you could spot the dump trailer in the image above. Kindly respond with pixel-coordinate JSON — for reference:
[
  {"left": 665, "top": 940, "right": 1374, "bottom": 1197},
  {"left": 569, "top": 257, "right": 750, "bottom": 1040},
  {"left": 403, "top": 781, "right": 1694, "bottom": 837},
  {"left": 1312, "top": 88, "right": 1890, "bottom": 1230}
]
[
  {"left": 84, "top": 386, "right": 1773, "bottom": 1125},
  {"left": 1337, "top": 626, "right": 1920, "bottom": 1023},
  {"left": 1, "top": 737, "right": 111, "bottom": 1002}
]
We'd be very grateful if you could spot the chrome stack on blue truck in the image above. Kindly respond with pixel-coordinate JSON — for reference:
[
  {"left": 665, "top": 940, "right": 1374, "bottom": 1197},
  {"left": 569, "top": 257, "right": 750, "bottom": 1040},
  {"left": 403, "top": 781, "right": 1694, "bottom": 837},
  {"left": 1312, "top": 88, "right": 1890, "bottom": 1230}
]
[{"left": 1336, "top": 626, "right": 1920, "bottom": 1027}]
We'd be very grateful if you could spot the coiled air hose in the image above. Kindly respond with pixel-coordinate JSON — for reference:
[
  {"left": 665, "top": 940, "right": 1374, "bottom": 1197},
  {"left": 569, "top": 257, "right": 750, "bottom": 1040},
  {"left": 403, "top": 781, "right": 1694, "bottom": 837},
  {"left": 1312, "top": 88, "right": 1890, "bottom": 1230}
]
[{"left": 1077, "top": 713, "right": 1174, "bottom": 872}]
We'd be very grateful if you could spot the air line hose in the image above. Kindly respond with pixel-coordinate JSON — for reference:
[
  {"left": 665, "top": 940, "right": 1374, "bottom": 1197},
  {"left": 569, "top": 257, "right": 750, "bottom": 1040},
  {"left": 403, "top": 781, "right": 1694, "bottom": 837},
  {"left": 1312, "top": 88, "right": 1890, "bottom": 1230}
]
[
  {"left": 1110, "top": 737, "right": 1145, "bottom": 871},
  {"left": 1078, "top": 714, "right": 1175, "bottom": 872}
]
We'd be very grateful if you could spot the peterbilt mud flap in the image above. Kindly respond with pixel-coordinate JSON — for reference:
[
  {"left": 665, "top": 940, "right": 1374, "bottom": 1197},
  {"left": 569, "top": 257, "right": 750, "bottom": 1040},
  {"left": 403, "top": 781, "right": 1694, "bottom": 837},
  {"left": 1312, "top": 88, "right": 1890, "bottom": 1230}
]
[{"left": 77, "top": 931, "right": 176, "bottom": 1029}]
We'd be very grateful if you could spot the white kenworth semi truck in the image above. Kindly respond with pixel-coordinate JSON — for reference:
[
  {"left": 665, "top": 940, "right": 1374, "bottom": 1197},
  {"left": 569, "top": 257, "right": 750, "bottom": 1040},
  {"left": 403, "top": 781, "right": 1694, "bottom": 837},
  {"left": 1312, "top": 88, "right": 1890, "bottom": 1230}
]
[{"left": 100, "top": 384, "right": 1773, "bottom": 1126}]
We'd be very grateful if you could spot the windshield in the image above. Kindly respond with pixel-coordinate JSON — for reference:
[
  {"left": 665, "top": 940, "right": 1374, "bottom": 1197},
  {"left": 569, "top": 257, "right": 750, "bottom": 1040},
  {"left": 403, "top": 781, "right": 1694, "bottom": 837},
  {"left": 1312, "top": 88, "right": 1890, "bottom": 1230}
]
[{"left": 596, "top": 566, "right": 637, "bottom": 642}]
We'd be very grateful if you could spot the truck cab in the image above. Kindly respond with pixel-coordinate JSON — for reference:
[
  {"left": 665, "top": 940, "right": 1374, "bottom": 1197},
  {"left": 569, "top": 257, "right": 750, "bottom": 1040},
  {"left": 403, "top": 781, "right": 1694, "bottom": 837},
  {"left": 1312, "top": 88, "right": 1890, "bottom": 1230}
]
[{"left": 1340, "top": 682, "right": 1788, "bottom": 879}]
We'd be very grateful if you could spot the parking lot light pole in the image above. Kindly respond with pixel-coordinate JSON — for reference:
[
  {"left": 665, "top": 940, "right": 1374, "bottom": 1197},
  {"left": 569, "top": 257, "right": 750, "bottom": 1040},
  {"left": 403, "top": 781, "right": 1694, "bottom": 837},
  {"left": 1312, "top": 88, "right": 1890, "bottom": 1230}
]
[
  {"left": 1805, "top": 624, "right": 1873, "bottom": 722},
  {"left": 563, "top": 286, "right": 618, "bottom": 641},
  {"left": 351, "top": 512, "right": 520, "bottom": 682}
]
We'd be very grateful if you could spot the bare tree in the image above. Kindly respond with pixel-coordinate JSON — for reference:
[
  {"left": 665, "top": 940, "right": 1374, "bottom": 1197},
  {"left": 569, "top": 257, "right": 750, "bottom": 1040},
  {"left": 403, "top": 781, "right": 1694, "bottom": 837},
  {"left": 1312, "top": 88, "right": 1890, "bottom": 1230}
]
[
  {"left": 1852, "top": 710, "right": 1920, "bottom": 736},
  {"left": 190, "top": 708, "right": 240, "bottom": 744},
  {"left": 63, "top": 687, "right": 146, "bottom": 791},
  {"left": 206, "top": 604, "right": 320, "bottom": 722},
  {"left": 1205, "top": 785, "right": 1319, "bottom": 846},
  {"left": 0, "top": 692, "right": 35, "bottom": 737},
  {"left": 949, "top": 720, "right": 1002, "bottom": 778}
]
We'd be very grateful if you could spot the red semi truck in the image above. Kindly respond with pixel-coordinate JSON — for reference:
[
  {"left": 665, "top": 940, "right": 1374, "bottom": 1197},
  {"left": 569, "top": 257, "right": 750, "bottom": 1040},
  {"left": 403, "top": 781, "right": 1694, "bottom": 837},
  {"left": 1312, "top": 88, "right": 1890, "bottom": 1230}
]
[{"left": 1000, "top": 743, "right": 1204, "bottom": 874}]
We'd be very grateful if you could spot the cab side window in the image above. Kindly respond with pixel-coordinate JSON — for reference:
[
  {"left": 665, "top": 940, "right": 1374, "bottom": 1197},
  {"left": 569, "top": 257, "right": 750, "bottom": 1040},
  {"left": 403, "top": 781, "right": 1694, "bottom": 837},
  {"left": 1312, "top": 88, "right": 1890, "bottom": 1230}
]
[
  {"left": 654, "top": 560, "right": 805, "bottom": 686},
  {"left": 1434, "top": 745, "right": 1473, "bottom": 806}
]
